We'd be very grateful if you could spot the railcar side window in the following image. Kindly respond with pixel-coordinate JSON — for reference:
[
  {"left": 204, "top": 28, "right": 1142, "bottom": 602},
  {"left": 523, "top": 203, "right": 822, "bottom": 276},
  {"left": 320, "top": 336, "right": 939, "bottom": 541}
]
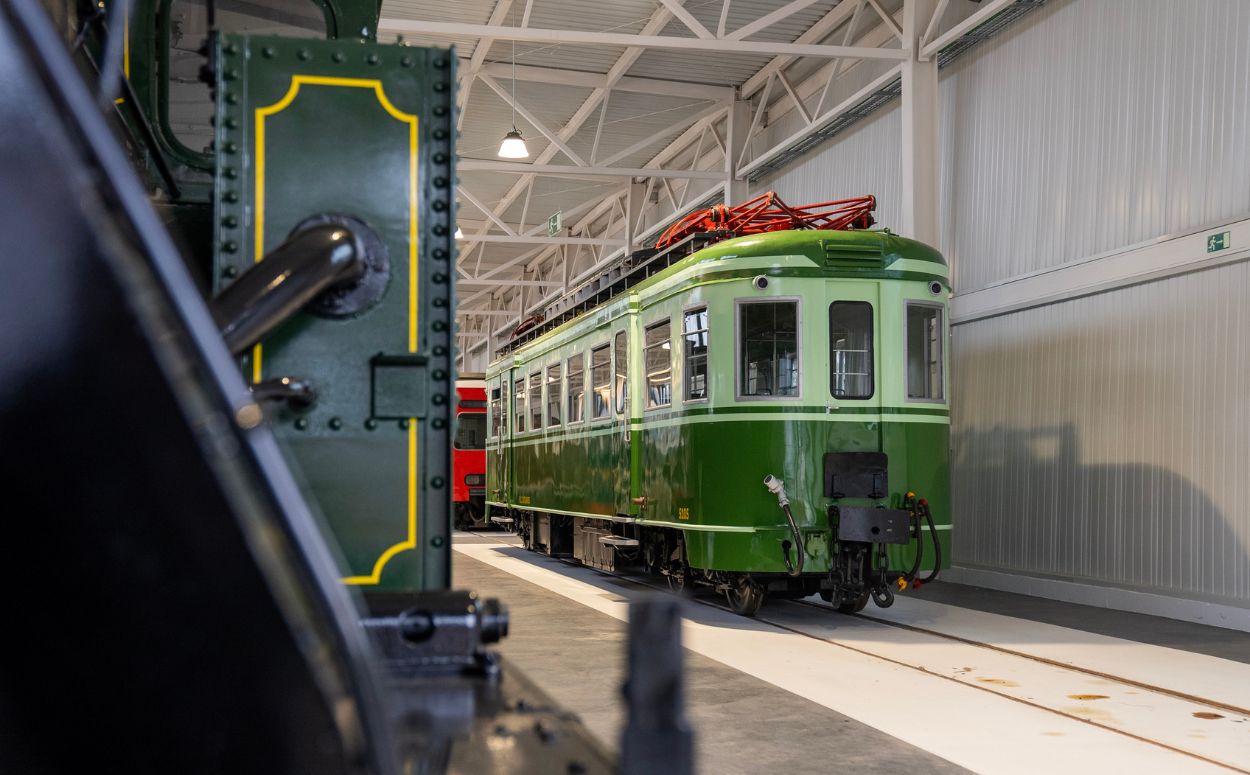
[
  {"left": 528, "top": 372, "right": 543, "bottom": 430},
  {"left": 738, "top": 301, "right": 799, "bottom": 398},
  {"left": 591, "top": 344, "right": 611, "bottom": 419},
  {"left": 644, "top": 320, "right": 672, "bottom": 409},
  {"left": 829, "top": 302, "right": 874, "bottom": 399},
  {"left": 567, "top": 353, "right": 585, "bottom": 423},
  {"left": 683, "top": 308, "right": 709, "bottom": 401},
  {"left": 514, "top": 378, "right": 526, "bottom": 432},
  {"left": 546, "top": 364, "right": 562, "bottom": 427},
  {"left": 614, "top": 331, "right": 629, "bottom": 414},
  {"left": 489, "top": 386, "right": 502, "bottom": 437},
  {"left": 906, "top": 303, "right": 945, "bottom": 401}
]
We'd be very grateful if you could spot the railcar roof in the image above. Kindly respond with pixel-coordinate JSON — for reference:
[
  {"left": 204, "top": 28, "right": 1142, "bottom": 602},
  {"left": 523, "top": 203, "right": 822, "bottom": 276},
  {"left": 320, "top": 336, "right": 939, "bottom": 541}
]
[{"left": 489, "top": 228, "right": 945, "bottom": 365}]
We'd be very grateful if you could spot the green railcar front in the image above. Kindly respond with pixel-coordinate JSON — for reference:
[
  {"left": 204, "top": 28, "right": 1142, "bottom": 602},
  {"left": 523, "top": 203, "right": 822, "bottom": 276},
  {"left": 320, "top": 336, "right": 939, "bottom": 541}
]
[{"left": 487, "top": 227, "right": 951, "bottom": 616}]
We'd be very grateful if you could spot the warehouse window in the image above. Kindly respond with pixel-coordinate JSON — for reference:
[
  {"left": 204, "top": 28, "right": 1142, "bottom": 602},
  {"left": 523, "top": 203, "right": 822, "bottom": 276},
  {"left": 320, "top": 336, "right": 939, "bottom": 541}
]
[
  {"left": 528, "top": 372, "right": 543, "bottom": 430},
  {"left": 683, "top": 307, "right": 709, "bottom": 401},
  {"left": 614, "top": 330, "right": 629, "bottom": 414},
  {"left": 591, "top": 344, "right": 611, "bottom": 419},
  {"left": 906, "top": 303, "right": 944, "bottom": 401},
  {"left": 489, "top": 385, "right": 502, "bottom": 437},
  {"left": 567, "top": 353, "right": 585, "bottom": 423},
  {"left": 546, "top": 364, "right": 562, "bottom": 427},
  {"left": 738, "top": 300, "right": 799, "bottom": 398},
  {"left": 644, "top": 320, "right": 672, "bottom": 409},
  {"left": 829, "top": 302, "right": 873, "bottom": 399},
  {"left": 513, "top": 378, "right": 526, "bottom": 432}
]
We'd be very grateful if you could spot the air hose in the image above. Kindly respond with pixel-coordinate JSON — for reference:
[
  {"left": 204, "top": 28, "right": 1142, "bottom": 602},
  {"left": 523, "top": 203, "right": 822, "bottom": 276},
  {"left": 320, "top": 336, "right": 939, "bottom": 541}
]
[
  {"left": 902, "top": 493, "right": 924, "bottom": 583},
  {"left": 918, "top": 499, "right": 941, "bottom": 584},
  {"left": 764, "top": 475, "right": 804, "bottom": 577}
]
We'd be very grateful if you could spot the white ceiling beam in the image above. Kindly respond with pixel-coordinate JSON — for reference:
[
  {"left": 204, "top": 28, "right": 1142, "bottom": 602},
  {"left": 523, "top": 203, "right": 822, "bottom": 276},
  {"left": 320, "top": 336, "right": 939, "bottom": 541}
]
[
  {"left": 725, "top": 0, "right": 825, "bottom": 41},
  {"left": 478, "top": 73, "right": 589, "bottom": 166},
  {"left": 716, "top": 0, "right": 732, "bottom": 38},
  {"left": 739, "top": 0, "right": 861, "bottom": 97},
  {"left": 458, "top": 279, "right": 559, "bottom": 288},
  {"left": 775, "top": 70, "right": 811, "bottom": 124},
  {"left": 865, "top": 0, "right": 904, "bottom": 40},
  {"left": 456, "top": 185, "right": 517, "bottom": 236},
  {"left": 657, "top": 0, "right": 716, "bottom": 39},
  {"left": 595, "top": 102, "right": 726, "bottom": 168},
  {"left": 473, "top": 60, "right": 731, "bottom": 98},
  {"left": 453, "top": 2, "right": 679, "bottom": 275},
  {"left": 378, "top": 20, "right": 907, "bottom": 60},
  {"left": 736, "top": 65, "right": 902, "bottom": 180},
  {"left": 458, "top": 159, "right": 724, "bottom": 180},
  {"left": 920, "top": 0, "right": 951, "bottom": 50},
  {"left": 458, "top": 235, "right": 625, "bottom": 246},
  {"left": 921, "top": 0, "right": 1015, "bottom": 59},
  {"left": 455, "top": 0, "right": 515, "bottom": 133}
]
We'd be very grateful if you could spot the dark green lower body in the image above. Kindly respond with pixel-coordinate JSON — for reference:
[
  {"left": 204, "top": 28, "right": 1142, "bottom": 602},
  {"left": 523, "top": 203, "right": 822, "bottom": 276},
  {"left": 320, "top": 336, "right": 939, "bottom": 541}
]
[{"left": 490, "top": 416, "right": 951, "bottom": 578}]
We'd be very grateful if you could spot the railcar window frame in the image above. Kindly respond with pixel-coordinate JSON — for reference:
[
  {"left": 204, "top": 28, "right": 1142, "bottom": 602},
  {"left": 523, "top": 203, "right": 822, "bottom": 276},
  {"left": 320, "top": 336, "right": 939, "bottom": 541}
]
[
  {"left": 546, "top": 363, "right": 562, "bottom": 427},
  {"left": 614, "top": 330, "right": 629, "bottom": 415},
  {"left": 489, "top": 383, "right": 502, "bottom": 438},
  {"left": 590, "top": 343, "right": 612, "bottom": 421},
  {"left": 513, "top": 377, "right": 526, "bottom": 433},
  {"left": 828, "top": 301, "right": 875, "bottom": 400},
  {"left": 682, "top": 305, "right": 709, "bottom": 403},
  {"left": 528, "top": 371, "right": 543, "bottom": 431},
  {"left": 566, "top": 352, "right": 586, "bottom": 424},
  {"left": 643, "top": 318, "right": 673, "bottom": 411},
  {"left": 734, "top": 297, "right": 802, "bottom": 401},
  {"left": 904, "top": 301, "right": 946, "bottom": 403}
]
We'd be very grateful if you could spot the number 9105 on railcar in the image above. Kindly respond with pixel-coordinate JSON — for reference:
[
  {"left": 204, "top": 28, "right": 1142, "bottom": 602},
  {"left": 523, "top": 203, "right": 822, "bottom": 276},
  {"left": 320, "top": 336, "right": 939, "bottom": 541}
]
[{"left": 485, "top": 226, "right": 949, "bottom": 616}]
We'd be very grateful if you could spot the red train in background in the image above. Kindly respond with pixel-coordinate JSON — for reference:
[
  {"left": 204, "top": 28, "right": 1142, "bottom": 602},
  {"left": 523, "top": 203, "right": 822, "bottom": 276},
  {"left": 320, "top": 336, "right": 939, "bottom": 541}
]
[{"left": 453, "top": 375, "right": 488, "bottom": 529}]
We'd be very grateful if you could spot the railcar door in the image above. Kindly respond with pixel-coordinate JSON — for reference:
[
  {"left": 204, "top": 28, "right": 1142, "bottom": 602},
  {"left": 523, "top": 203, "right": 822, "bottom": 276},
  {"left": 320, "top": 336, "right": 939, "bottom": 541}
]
[
  {"left": 825, "top": 281, "right": 882, "bottom": 423},
  {"left": 487, "top": 372, "right": 510, "bottom": 514},
  {"left": 611, "top": 326, "right": 635, "bottom": 516}
]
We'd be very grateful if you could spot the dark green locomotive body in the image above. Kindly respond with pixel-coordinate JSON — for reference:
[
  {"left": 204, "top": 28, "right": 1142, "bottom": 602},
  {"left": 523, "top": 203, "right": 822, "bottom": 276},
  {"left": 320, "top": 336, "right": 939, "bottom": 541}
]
[{"left": 487, "top": 229, "right": 951, "bottom": 613}]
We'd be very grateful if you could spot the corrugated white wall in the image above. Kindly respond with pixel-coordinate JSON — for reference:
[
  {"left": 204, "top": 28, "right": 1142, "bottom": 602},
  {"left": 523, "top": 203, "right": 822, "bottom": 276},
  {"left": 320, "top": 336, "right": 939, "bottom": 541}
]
[
  {"left": 953, "top": 263, "right": 1250, "bottom": 606},
  {"left": 760, "top": 0, "right": 1250, "bottom": 611}
]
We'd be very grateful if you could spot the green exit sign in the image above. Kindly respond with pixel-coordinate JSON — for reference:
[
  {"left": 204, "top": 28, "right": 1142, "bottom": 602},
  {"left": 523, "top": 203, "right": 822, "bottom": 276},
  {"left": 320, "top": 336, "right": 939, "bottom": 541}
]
[
  {"left": 547, "top": 210, "right": 562, "bottom": 237},
  {"left": 1207, "top": 231, "right": 1231, "bottom": 253}
]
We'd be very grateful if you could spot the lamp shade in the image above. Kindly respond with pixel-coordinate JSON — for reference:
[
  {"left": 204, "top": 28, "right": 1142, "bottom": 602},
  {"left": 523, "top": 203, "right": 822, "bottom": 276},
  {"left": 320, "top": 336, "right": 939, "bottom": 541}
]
[{"left": 497, "top": 129, "right": 529, "bottom": 159}]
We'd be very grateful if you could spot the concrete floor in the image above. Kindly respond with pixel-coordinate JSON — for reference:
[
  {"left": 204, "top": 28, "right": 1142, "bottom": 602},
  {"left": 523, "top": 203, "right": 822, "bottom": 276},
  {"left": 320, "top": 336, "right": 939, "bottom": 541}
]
[{"left": 454, "top": 534, "right": 970, "bottom": 775}]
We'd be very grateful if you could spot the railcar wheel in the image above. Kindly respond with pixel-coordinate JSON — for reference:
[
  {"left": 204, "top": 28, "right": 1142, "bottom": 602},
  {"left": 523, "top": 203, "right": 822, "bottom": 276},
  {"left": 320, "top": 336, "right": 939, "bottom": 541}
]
[
  {"left": 836, "top": 590, "right": 870, "bottom": 614},
  {"left": 727, "top": 577, "right": 765, "bottom": 617}
]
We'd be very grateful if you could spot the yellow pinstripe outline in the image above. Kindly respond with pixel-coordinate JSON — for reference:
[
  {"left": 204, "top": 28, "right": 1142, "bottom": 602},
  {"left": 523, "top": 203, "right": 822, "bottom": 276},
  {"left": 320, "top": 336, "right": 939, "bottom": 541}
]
[{"left": 250, "top": 74, "right": 420, "bottom": 587}]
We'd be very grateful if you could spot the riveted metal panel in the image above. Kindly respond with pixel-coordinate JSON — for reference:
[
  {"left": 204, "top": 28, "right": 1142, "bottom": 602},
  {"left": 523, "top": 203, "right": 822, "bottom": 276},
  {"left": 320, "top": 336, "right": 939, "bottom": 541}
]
[{"left": 212, "top": 35, "right": 456, "bottom": 592}]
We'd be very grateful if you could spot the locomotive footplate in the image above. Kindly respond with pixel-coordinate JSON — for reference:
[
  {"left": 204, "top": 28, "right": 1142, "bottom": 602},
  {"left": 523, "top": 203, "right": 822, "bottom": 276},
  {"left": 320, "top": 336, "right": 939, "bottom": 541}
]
[{"left": 835, "top": 506, "right": 913, "bottom": 545}]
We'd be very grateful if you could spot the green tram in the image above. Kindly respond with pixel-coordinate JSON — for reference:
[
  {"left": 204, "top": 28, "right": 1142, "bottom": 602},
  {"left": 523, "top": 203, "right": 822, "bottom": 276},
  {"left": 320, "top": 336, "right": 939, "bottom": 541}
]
[{"left": 484, "top": 225, "right": 950, "bottom": 616}]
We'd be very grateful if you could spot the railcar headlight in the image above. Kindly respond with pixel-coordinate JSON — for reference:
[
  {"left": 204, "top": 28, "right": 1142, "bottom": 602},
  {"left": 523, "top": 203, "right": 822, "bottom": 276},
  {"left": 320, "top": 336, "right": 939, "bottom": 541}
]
[
  {"left": 752, "top": 275, "right": 769, "bottom": 290},
  {"left": 465, "top": 474, "right": 485, "bottom": 486},
  {"left": 928, "top": 280, "right": 943, "bottom": 296}
]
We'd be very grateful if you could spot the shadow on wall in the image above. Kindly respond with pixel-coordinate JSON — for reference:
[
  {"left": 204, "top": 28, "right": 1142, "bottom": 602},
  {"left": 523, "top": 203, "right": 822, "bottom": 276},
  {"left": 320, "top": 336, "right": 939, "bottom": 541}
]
[{"left": 952, "top": 424, "right": 1249, "bottom": 609}]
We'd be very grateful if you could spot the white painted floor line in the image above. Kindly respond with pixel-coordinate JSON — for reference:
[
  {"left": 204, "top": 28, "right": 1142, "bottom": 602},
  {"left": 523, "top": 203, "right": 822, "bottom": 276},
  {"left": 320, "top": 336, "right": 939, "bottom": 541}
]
[{"left": 455, "top": 541, "right": 1239, "bottom": 775}]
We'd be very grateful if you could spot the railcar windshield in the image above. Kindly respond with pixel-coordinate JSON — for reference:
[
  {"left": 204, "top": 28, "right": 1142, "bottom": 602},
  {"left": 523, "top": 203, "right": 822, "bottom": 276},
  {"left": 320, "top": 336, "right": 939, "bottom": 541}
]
[
  {"left": 454, "top": 413, "right": 486, "bottom": 450},
  {"left": 905, "top": 303, "right": 945, "bottom": 401},
  {"left": 738, "top": 300, "right": 799, "bottom": 398},
  {"left": 829, "top": 302, "right": 874, "bottom": 399}
]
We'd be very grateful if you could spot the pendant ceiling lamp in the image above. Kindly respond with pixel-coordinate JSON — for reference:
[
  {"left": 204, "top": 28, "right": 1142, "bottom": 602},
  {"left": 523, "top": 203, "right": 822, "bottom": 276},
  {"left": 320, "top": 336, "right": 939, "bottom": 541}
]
[{"left": 497, "top": 41, "right": 529, "bottom": 159}]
